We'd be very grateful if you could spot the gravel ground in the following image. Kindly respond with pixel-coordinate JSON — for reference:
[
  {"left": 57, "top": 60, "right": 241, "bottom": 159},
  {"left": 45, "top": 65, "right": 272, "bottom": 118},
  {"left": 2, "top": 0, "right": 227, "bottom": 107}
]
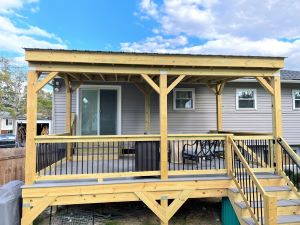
[{"left": 35, "top": 198, "right": 222, "bottom": 225}]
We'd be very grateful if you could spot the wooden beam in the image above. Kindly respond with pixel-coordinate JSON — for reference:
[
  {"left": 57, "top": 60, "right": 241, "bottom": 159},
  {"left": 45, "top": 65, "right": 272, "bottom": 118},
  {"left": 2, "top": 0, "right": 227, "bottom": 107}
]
[
  {"left": 127, "top": 74, "right": 131, "bottom": 81},
  {"left": 31, "top": 63, "right": 280, "bottom": 77},
  {"left": 141, "top": 74, "right": 160, "bottom": 94},
  {"left": 271, "top": 76, "right": 283, "bottom": 174},
  {"left": 256, "top": 77, "right": 274, "bottom": 95},
  {"left": 82, "top": 73, "right": 93, "bottom": 80},
  {"left": 166, "top": 189, "right": 194, "bottom": 220},
  {"left": 264, "top": 195, "right": 278, "bottom": 225},
  {"left": 160, "top": 199, "right": 168, "bottom": 225},
  {"left": 25, "top": 71, "right": 38, "bottom": 184},
  {"left": 167, "top": 75, "right": 185, "bottom": 94},
  {"left": 160, "top": 73, "right": 168, "bottom": 180},
  {"left": 21, "top": 196, "right": 56, "bottom": 225},
  {"left": 26, "top": 49, "right": 284, "bottom": 69},
  {"left": 216, "top": 93, "right": 222, "bottom": 131},
  {"left": 67, "top": 73, "right": 80, "bottom": 81},
  {"left": 145, "top": 93, "right": 151, "bottom": 133},
  {"left": 34, "top": 72, "right": 58, "bottom": 92},
  {"left": 64, "top": 76, "right": 72, "bottom": 161},
  {"left": 135, "top": 192, "right": 167, "bottom": 223}
]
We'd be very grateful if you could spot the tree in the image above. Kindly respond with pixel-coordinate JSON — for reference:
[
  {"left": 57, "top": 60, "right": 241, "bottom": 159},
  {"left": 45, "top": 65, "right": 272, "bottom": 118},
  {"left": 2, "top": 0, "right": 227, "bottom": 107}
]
[
  {"left": 38, "top": 90, "right": 52, "bottom": 119},
  {"left": 0, "top": 57, "right": 26, "bottom": 118},
  {"left": 0, "top": 57, "right": 53, "bottom": 122}
]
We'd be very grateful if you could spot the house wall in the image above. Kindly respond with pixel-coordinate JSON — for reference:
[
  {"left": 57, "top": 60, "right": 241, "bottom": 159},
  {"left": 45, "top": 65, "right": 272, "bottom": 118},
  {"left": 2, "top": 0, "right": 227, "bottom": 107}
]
[
  {"left": 52, "top": 81, "right": 300, "bottom": 145},
  {"left": 0, "top": 118, "right": 13, "bottom": 133}
]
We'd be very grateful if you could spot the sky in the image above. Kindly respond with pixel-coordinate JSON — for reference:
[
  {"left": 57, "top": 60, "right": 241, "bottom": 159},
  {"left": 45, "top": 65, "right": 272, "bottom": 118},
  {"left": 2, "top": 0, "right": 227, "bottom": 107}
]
[{"left": 0, "top": 0, "right": 300, "bottom": 70}]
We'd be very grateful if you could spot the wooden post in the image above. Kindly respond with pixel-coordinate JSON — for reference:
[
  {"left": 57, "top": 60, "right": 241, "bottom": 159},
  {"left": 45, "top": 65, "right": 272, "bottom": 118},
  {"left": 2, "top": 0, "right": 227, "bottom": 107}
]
[
  {"left": 264, "top": 195, "right": 277, "bottom": 225},
  {"left": 225, "top": 135, "right": 233, "bottom": 175},
  {"left": 216, "top": 93, "right": 222, "bottom": 131},
  {"left": 160, "top": 72, "right": 168, "bottom": 180},
  {"left": 145, "top": 93, "right": 151, "bottom": 133},
  {"left": 25, "top": 71, "right": 38, "bottom": 184},
  {"left": 271, "top": 75, "right": 283, "bottom": 174},
  {"left": 160, "top": 199, "right": 168, "bottom": 225},
  {"left": 64, "top": 76, "right": 72, "bottom": 161}
]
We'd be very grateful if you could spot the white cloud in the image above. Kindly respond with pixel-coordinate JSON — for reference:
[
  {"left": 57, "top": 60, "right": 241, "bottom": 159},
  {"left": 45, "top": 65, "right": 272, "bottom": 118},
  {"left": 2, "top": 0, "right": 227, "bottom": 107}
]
[
  {"left": 140, "top": 0, "right": 159, "bottom": 18},
  {"left": 0, "top": 0, "right": 67, "bottom": 65},
  {"left": 125, "top": 0, "right": 300, "bottom": 69},
  {"left": 0, "top": 0, "right": 39, "bottom": 14},
  {"left": 121, "top": 35, "right": 188, "bottom": 53}
]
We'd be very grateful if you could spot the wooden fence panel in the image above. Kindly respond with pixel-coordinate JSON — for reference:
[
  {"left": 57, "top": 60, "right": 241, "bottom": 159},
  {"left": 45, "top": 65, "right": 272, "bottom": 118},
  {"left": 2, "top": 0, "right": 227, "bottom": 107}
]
[{"left": 0, "top": 148, "right": 25, "bottom": 185}]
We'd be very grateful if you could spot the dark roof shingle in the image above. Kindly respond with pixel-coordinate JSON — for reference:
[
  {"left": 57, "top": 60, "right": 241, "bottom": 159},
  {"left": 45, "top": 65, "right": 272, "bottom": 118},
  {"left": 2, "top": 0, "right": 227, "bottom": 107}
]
[{"left": 280, "top": 70, "right": 300, "bottom": 80}]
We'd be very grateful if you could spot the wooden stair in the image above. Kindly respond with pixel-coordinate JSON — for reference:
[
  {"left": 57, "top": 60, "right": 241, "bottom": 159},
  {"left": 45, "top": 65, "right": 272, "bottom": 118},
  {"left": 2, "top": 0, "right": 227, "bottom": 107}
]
[{"left": 228, "top": 173, "right": 300, "bottom": 225}]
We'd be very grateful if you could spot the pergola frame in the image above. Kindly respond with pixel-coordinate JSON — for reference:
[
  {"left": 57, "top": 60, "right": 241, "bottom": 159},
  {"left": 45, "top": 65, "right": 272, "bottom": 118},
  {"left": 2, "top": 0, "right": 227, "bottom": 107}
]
[
  {"left": 24, "top": 49, "right": 285, "bottom": 225},
  {"left": 26, "top": 48, "right": 284, "bottom": 184}
]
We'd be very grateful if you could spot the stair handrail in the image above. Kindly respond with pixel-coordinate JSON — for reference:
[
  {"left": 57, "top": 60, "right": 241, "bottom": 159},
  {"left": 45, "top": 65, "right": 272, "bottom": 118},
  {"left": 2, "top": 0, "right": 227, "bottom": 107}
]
[
  {"left": 229, "top": 136, "right": 277, "bottom": 225},
  {"left": 277, "top": 137, "right": 300, "bottom": 195}
]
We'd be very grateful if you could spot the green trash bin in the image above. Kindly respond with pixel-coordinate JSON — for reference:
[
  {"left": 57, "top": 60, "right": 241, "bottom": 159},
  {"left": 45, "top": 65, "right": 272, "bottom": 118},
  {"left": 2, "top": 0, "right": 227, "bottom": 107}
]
[{"left": 221, "top": 197, "right": 240, "bottom": 225}]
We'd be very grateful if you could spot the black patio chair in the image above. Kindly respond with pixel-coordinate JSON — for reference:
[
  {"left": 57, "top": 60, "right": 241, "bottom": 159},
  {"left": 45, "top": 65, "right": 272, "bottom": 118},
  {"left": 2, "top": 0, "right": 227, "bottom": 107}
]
[{"left": 182, "top": 140, "right": 219, "bottom": 164}]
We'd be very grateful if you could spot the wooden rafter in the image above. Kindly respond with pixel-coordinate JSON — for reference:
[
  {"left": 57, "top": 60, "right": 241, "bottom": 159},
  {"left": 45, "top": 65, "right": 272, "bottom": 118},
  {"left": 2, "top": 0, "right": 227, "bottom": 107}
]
[
  {"left": 82, "top": 73, "right": 92, "bottom": 80},
  {"left": 67, "top": 73, "right": 80, "bottom": 81},
  {"left": 34, "top": 72, "right": 58, "bottom": 92}
]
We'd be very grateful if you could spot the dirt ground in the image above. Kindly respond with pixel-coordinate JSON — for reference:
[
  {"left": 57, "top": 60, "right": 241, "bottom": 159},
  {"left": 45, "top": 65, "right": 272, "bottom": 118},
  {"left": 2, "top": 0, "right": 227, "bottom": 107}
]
[{"left": 35, "top": 198, "right": 222, "bottom": 225}]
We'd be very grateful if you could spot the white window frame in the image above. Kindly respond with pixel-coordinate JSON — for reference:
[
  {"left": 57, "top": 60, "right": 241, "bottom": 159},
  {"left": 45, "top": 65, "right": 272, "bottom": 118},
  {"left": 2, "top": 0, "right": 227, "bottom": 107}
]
[
  {"left": 76, "top": 85, "right": 122, "bottom": 135},
  {"left": 236, "top": 88, "right": 257, "bottom": 110},
  {"left": 173, "top": 88, "right": 195, "bottom": 110},
  {"left": 292, "top": 89, "right": 300, "bottom": 110},
  {"left": 6, "top": 119, "right": 12, "bottom": 126}
]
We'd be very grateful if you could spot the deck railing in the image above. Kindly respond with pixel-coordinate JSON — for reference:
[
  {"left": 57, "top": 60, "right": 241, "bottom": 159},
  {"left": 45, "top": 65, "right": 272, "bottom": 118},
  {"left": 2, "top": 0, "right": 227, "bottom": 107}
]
[
  {"left": 277, "top": 137, "right": 300, "bottom": 190},
  {"left": 229, "top": 137, "right": 277, "bottom": 225},
  {"left": 233, "top": 136, "right": 274, "bottom": 170},
  {"left": 168, "top": 135, "right": 225, "bottom": 174},
  {"left": 33, "top": 134, "right": 274, "bottom": 182}
]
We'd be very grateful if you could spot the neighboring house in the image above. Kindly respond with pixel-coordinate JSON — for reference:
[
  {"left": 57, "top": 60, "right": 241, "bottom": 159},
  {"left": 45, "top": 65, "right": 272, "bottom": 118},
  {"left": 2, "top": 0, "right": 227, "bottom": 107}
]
[
  {"left": 52, "top": 70, "right": 300, "bottom": 152},
  {"left": 0, "top": 112, "right": 14, "bottom": 134}
]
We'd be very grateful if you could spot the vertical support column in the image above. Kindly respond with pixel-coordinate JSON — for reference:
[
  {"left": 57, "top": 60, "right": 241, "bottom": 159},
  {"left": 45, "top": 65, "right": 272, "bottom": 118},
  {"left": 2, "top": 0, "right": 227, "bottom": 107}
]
[
  {"left": 160, "top": 72, "right": 168, "bottom": 180},
  {"left": 64, "top": 76, "right": 72, "bottom": 161},
  {"left": 225, "top": 135, "right": 233, "bottom": 175},
  {"left": 160, "top": 199, "right": 168, "bottom": 225},
  {"left": 264, "top": 195, "right": 278, "bottom": 225},
  {"left": 145, "top": 93, "right": 151, "bottom": 133},
  {"left": 25, "top": 71, "right": 38, "bottom": 184},
  {"left": 271, "top": 75, "right": 283, "bottom": 174},
  {"left": 216, "top": 93, "right": 223, "bottom": 131}
]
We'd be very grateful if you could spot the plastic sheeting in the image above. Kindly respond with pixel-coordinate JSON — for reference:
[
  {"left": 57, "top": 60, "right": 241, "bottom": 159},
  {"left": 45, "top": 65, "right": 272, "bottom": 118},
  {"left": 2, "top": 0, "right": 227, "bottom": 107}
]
[{"left": 0, "top": 180, "right": 24, "bottom": 225}]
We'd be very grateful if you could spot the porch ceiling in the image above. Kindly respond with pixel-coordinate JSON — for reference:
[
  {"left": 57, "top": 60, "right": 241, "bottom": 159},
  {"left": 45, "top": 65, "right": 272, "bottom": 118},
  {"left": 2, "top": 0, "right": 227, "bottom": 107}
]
[{"left": 25, "top": 48, "right": 284, "bottom": 84}]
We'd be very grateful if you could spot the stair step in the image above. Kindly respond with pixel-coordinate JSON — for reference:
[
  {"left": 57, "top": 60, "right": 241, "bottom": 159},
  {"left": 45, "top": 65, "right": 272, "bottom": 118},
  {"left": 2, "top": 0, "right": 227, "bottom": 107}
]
[
  {"left": 243, "top": 214, "right": 300, "bottom": 225},
  {"left": 255, "top": 172, "right": 282, "bottom": 179},
  {"left": 236, "top": 199, "right": 300, "bottom": 209},
  {"left": 229, "top": 185, "right": 291, "bottom": 194}
]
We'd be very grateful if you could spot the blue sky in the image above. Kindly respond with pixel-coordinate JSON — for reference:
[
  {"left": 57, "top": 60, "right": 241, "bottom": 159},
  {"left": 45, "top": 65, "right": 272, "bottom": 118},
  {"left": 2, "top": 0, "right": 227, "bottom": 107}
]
[{"left": 1, "top": 0, "right": 300, "bottom": 69}]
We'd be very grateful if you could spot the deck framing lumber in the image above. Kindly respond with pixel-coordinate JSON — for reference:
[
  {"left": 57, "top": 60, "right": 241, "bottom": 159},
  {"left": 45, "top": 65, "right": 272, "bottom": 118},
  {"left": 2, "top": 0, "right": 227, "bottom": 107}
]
[{"left": 25, "top": 71, "right": 38, "bottom": 184}]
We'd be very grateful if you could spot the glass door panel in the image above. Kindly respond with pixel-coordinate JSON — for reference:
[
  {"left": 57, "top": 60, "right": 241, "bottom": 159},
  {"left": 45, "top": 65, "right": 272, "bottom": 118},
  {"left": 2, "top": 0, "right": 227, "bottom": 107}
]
[
  {"left": 100, "top": 90, "right": 117, "bottom": 135},
  {"left": 80, "top": 89, "right": 98, "bottom": 135}
]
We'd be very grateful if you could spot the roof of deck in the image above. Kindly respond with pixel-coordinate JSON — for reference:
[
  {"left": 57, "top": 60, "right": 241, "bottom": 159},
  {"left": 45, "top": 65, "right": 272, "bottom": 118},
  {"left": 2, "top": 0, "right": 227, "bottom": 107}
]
[{"left": 25, "top": 48, "right": 285, "bottom": 84}]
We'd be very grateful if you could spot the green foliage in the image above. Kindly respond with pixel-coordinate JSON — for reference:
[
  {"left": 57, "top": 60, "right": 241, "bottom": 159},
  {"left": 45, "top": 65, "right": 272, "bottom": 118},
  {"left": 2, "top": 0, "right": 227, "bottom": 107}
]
[
  {"left": 0, "top": 57, "right": 53, "bottom": 119},
  {"left": 284, "top": 169, "right": 300, "bottom": 187},
  {"left": 38, "top": 90, "right": 52, "bottom": 119}
]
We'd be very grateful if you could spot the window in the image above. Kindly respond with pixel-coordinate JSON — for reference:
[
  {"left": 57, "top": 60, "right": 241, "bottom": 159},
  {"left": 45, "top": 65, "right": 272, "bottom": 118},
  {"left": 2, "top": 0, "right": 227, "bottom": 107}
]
[
  {"left": 173, "top": 88, "right": 195, "bottom": 110},
  {"left": 6, "top": 119, "right": 13, "bottom": 126},
  {"left": 292, "top": 89, "right": 300, "bottom": 110},
  {"left": 236, "top": 89, "right": 257, "bottom": 110}
]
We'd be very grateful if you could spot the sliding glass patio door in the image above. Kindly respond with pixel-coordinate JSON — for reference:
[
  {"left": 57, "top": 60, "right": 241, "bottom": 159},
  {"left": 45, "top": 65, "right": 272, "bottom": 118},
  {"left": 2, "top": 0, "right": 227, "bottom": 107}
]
[{"left": 79, "top": 86, "right": 120, "bottom": 135}]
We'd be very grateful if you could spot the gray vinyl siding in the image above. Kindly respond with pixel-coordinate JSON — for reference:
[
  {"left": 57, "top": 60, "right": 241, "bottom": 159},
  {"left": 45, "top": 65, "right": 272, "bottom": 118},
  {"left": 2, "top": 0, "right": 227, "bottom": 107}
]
[{"left": 52, "top": 81, "right": 300, "bottom": 145}]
